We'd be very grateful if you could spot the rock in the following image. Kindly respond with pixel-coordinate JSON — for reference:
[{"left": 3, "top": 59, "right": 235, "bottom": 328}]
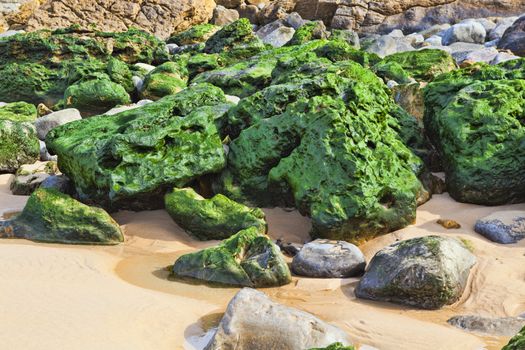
[
  {"left": 355, "top": 236, "right": 476, "bottom": 309},
  {"left": 484, "top": 39, "right": 499, "bottom": 47},
  {"left": 34, "top": 108, "right": 81, "bottom": 140},
  {"left": 330, "top": 29, "right": 360, "bottom": 48},
  {"left": 424, "top": 60, "right": 525, "bottom": 204},
  {"left": 256, "top": 0, "right": 295, "bottom": 25},
  {"left": 284, "top": 12, "right": 306, "bottom": 30},
  {"left": 437, "top": 219, "right": 461, "bottom": 229},
  {"left": 291, "top": 239, "right": 366, "bottom": 278},
  {"left": 61, "top": 79, "right": 131, "bottom": 117},
  {"left": 0, "top": 120, "right": 40, "bottom": 173},
  {"left": 238, "top": 4, "right": 259, "bottom": 24},
  {"left": 366, "top": 35, "right": 397, "bottom": 58},
  {"left": 459, "top": 47, "right": 499, "bottom": 64},
  {"left": 204, "top": 19, "right": 266, "bottom": 59},
  {"left": 474, "top": 211, "right": 525, "bottom": 244},
  {"left": 39, "top": 140, "right": 56, "bottom": 162},
  {"left": 134, "top": 63, "right": 156, "bottom": 73},
  {"left": 132, "top": 76, "right": 144, "bottom": 91},
  {"left": 442, "top": 22, "right": 486, "bottom": 45},
  {"left": 9, "top": 160, "right": 58, "bottom": 195},
  {"left": 448, "top": 315, "right": 525, "bottom": 336},
  {"left": 216, "top": 0, "right": 243, "bottom": 9},
  {"left": 103, "top": 104, "right": 141, "bottom": 116},
  {"left": 172, "top": 227, "right": 291, "bottom": 287},
  {"left": 0, "top": 101, "right": 37, "bottom": 122},
  {"left": 164, "top": 187, "right": 267, "bottom": 240},
  {"left": 490, "top": 52, "right": 520, "bottom": 64},
  {"left": 8, "top": 0, "right": 215, "bottom": 40},
  {"left": 406, "top": 33, "right": 424, "bottom": 46},
  {"left": 40, "top": 174, "right": 74, "bottom": 195},
  {"left": 461, "top": 18, "right": 496, "bottom": 33},
  {"left": 503, "top": 326, "right": 525, "bottom": 350},
  {"left": 287, "top": 21, "right": 330, "bottom": 46},
  {"left": 391, "top": 83, "right": 425, "bottom": 119},
  {"left": 498, "top": 15, "right": 525, "bottom": 56},
  {"left": 261, "top": 26, "right": 294, "bottom": 47},
  {"left": 167, "top": 24, "right": 219, "bottom": 46},
  {"left": 420, "top": 24, "right": 451, "bottom": 39},
  {"left": 0, "top": 188, "right": 124, "bottom": 244},
  {"left": 388, "top": 29, "right": 405, "bottom": 38},
  {"left": 46, "top": 84, "right": 230, "bottom": 210},
  {"left": 206, "top": 288, "right": 351, "bottom": 349},
  {"left": 140, "top": 62, "right": 187, "bottom": 100},
  {"left": 489, "top": 16, "right": 518, "bottom": 41},
  {"left": 212, "top": 5, "right": 240, "bottom": 26},
  {"left": 225, "top": 95, "right": 241, "bottom": 104},
  {"left": 275, "top": 239, "right": 303, "bottom": 256},
  {"left": 447, "top": 42, "right": 486, "bottom": 63},
  {"left": 255, "top": 20, "right": 286, "bottom": 40},
  {"left": 424, "top": 35, "right": 442, "bottom": 46}
]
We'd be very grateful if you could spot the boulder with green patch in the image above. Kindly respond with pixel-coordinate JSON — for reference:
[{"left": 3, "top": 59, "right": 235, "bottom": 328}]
[
  {"left": 140, "top": 62, "right": 188, "bottom": 100},
  {"left": 168, "top": 24, "right": 220, "bottom": 46},
  {"left": 165, "top": 187, "right": 267, "bottom": 240},
  {"left": 172, "top": 226, "right": 291, "bottom": 287},
  {"left": 0, "top": 188, "right": 123, "bottom": 245},
  {"left": 0, "top": 120, "right": 40, "bottom": 173},
  {"left": 46, "top": 84, "right": 231, "bottom": 210},
  {"left": 0, "top": 102, "right": 37, "bottom": 122}
]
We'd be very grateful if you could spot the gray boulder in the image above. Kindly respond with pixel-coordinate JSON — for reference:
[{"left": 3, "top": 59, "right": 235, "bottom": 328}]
[
  {"left": 35, "top": 108, "right": 81, "bottom": 140},
  {"left": 39, "top": 140, "right": 57, "bottom": 162},
  {"left": 366, "top": 35, "right": 414, "bottom": 58},
  {"left": 284, "top": 12, "right": 306, "bottom": 30},
  {"left": 490, "top": 52, "right": 520, "bottom": 65},
  {"left": 206, "top": 288, "right": 351, "bottom": 350},
  {"left": 261, "top": 26, "right": 295, "bottom": 47},
  {"left": 40, "top": 174, "right": 75, "bottom": 195},
  {"left": 291, "top": 239, "right": 365, "bottom": 278},
  {"left": 461, "top": 47, "right": 499, "bottom": 64},
  {"left": 355, "top": 236, "right": 476, "bottom": 309},
  {"left": 425, "top": 35, "right": 443, "bottom": 46},
  {"left": 489, "top": 17, "right": 518, "bottom": 41},
  {"left": 474, "top": 211, "right": 525, "bottom": 244},
  {"left": 447, "top": 42, "right": 485, "bottom": 63},
  {"left": 498, "top": 15, "right": 525, "bottom": 56},
  {"left": 10, "top": 161, "right": 59, "bottom": 195},
  {"left": 442, "top": 22, "right": 486, "bottom": 45},
  {"left": 448, "top": 315, "right": 525, "bottom": 337}
]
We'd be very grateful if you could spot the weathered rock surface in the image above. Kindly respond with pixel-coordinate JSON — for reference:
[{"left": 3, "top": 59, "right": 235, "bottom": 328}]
[
  {"left": 474, "top": 211, "right": 525, "bottom": 244},
  {"left": 205, "top": 288, "right": 351, "bottom": 349},
  {"left": 46, "top": 84, "right": 231, "bottom": 210},
  {"left": 172, "top": 227, "right": 291, "bottom": 287},
  {"left": 355, "top": 236, "right": 476, "bottom": 309},
  {"left": 291, "top": 239, "right": 366, "bottom": 278},
  {"left": 448, "top": 315, "right": 525, "bottom": 336},
  {"left": 34, "top": 108, "right": 81, "bottom": 140},
  {"left": 498, "top": 15, "right": 525, "bottom": 56},
  {"left": 164, "top": 187, "right": 267, "bottom": 240},
  {"left": 7, "top": 0, "right": 215, "bottom": 40},
  {"left": 9, "top": 160, "right": 58, "bottom": 195},
  {"left": 0, "top": 188, "right": 123, "bottom": 244},
  {"left": 442, "top": 22, "right": 486, "bottom": 45},
  {"left": 0, "top": 119, "right": 40, "bottom": 173}
]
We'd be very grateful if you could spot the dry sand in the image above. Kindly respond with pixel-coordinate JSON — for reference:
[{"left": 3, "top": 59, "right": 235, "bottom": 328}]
[{"left": 0, "top": 173, "right": 523, "bottom": 350}]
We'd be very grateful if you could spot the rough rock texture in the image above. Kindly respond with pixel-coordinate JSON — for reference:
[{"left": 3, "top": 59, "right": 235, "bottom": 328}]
[
  {"left": 355, "top": 236, "right": 476, "bottom": 309},
  {"left": 10, "top": 160, "right": 58, "bottom": 195},
  {"left": 503, "top": 326, "right": 525, "bottom": 350},
  {"left": 474, "top": 211, "right": 525, "bottom": 244},
  {"left": 172, "top": 227, "right": 291, "bottom": 287},
  {"left": 164, "top": 187, "right": 267, "bottom": 240},
  {"left": 424, "top": 60, "right": 525, "bottom": 205},
  {"left": 498, "top": 15, "right": 525, "bottom": 56},
  {"left": 205, "top": 288, "right": 351, "bottom": 349},
  {"left": 291, "top": 239, "right": 366, "bottom": 278},
  {"left": 448, "top": 315, "right": 525, "bottom": 336},
  {"left": 139, "top": 62, "right": 188, "bottom": 100},
  {"left": 0, "top": 188, "right": 123, "bottom": 244},
  {"left": 0, "top": 119, "right": 40, "bottom": 173},
  {"left": 46, "top": 84, "right": 231, "bottom": 210},
  {"left": 7, "top": 0, "right": 215, "bottom": 40}
]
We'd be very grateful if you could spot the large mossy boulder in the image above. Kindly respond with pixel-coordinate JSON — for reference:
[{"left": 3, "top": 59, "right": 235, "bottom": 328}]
[
  {"left": 168, "top": 24, "right": 220, "bottom": 46},
  {"left": 172, "top": 227, "right": 291, "bottom": 287},
  {"left": 0, "top": 188, "right": 123, "bottom": 244},
  {"left": 215, "top": 58, "right": 424, "bottom": 243},
  {"left": 424, "top": 59, "right": 525, "bottom": 205},
  {"left": 503, "top": 326, "right": 525, "bottom": 350},
  {"left": 46, "top": 84, "right": 231, "bottom": 210},
  {"left": 0, "top": 120, "right": 40, "bottom": 173},
  {"left": 355, "top": 236, "right": 476, "bottom": 309},
  {"left": 164, "top": 188, "right": 267, "bottom": 240},
  {"left": 140, "top": 62, "right": 188, "bottom": 100},
  {"left": 0, "top": 102, "right": 37, "bottom": 122}
]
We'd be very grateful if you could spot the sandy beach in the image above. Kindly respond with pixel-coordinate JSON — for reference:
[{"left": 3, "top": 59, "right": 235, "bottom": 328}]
[{"left": 0, "top": 173, "right": 523, "bottom": 350}]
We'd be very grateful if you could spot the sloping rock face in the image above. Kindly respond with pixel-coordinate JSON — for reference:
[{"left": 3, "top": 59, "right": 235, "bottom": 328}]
[
  {"left": 206, "top": 288, "right": 351, "bottom": 349},
  {"left": 7, "top": 0, "right": 215, "bottom": 39},
  {"left": 498, "top": 15, "right": 525, "bottom": 56},
  {"left": 424, "top": 60, "right": 525, "bottom": 205}
]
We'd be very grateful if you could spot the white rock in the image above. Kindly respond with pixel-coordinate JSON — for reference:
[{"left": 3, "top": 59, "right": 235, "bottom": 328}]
[
  {"left": 134, "top": 63, "right": 156, "bottom": 73},
  {"left": 136, "top": 99, "right": 153, "bottom": 106},
  {"left": 261, "top": 26, "right": 295, "bottom": 47},
  {"left": 406, "top": 33, "right": 424, "bottom": 45},
  {"left": 425, "top": 35, "right": 442, "bottom": 46},
  {"left": 490, "top": 52, "right": 520, "bottom": 65},
  {"left": 166, "top": 43, "right": 179, "bottom": 54},
  {"left": 461, "top": 47, "right": 499, "bottom": 64},
  {"left": 132, "top": 76, "right": 144, "bottom": 92},
  {"left": 442, "top": 22, "right": 486, "bottom": 45},
  {"left": 388, "top": 29, "right": 405, "bottom": 38},
  {"left": 39, "top": 141, "right": 57, "bottom": 162},
  {"left": 34, "top": 108, "right": 82, "bottom": 140},
  {"left": 225, "top": 95, "right": 241, "bottom": 104}
]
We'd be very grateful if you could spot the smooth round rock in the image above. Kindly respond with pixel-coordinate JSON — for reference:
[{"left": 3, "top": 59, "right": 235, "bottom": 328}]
[{"left": 292, "top": 239, "right": 366, "bottom": 278}]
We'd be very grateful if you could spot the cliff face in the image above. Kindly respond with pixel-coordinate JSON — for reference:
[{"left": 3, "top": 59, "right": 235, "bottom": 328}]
[{"left": 6, "top": 0, "right": 215, "bottom": 39}]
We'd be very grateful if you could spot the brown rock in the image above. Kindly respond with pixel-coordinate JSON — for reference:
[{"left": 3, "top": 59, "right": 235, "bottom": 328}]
[
  {"left": 238, "top": 4, "right": 259, "bottom": 24},
  {"left": 6, "top": 0, "right": 215, "bottom": 39},
  {"left": 437, "top": 219, "right": 461, "bottom": 229},
  {"left": 257, "top": 0, "right": 295, "bottom": 25},
  {"left": 216, "top": 0, "right": 244, "bottom": 9},
  {"left": 212, "top": 5, "right": 240, "bottom": 26}
]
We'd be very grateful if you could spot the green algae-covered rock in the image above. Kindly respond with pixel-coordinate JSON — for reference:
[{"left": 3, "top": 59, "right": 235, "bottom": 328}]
[
  {"left": 373, "top": 61, "right": 413, "bottom": 84},
  {"left": 424, "top": 60, "right": 525, "bottom": 205},
  {"left": 310, "top": 344, "right": 355, "bottom": 350},
  {"left": 378, "top": 49, "right": 456, "bottom": 82},
  {"left": 287, "top": 21, "right": 330, "bottom": 46},
  {"left": 0, "top": 120, "right": 40, "bottom": 173},
  {"left": 0, "top": 188, "right": 123, "bottom": 244},
  {"left": 172, "top": 227, "right": 291, "bottom": 287},
  {"left": 168, "top": 24, "right": 220, "bottom": 46},
  {"left": 140, "top": 62, "right": 188, "bottom": 100},
  {"left": 0, "top": 102, "right": 37, "bottom": 122},
  {"left": 106, "top": 57, "right": 134, "bottom": 93},
  {"left": 355, "top": 236, "right": 476, "bottom": 309},
  {"left": 503, "top": 326, "right": 525, "bottom": 350},
  {"left": 62, "top": 78, "right": 131, "bottom": 116},
  {"left": 215, "top": 59, "right": 423, "bottom": 243},
  {"left": 164, "top": 187, "right": 267, "bottom": 240},
  {"left": 10, "top": 161, "right": 59, "bottom": 195},
  {"left": 46, "top": 84, "right": 231, "bottom": 210}
]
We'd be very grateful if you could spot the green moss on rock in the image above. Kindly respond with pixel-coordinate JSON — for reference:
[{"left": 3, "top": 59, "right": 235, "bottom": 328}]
[
  {"left": 140, "top": 62, "right": 188, "bottom": 100},
  {"left": 168, "top": 24, "right": 220, "bottom": 46},
  {"left": 287, "top": 21, "right": 329, "bottom": 46},
  {"left": 46, "top": 84, "right": 231, "bottom": 210},
  {"left": 0, "top": 102, "right": 37, "bottom": 122},
  {"left": 171, "top": 227, "right": 291, "bottom": 287},
  {"left": 164, "top": 187, "right": 267, "bottom": 240},
  {"left": 0, "top": 120, "right": 40, "bottom": 173},
  {"left": 1, "top": 188, "right": 123, "bottom": 244},
  {"left": 503, "top": 326, "right": 525, "bottom": 350}
]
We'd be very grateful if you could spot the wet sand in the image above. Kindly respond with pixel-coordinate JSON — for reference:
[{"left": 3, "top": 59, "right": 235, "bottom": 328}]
[{"left": 0, "top": 173, "right": 523, "bottom": 349}]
